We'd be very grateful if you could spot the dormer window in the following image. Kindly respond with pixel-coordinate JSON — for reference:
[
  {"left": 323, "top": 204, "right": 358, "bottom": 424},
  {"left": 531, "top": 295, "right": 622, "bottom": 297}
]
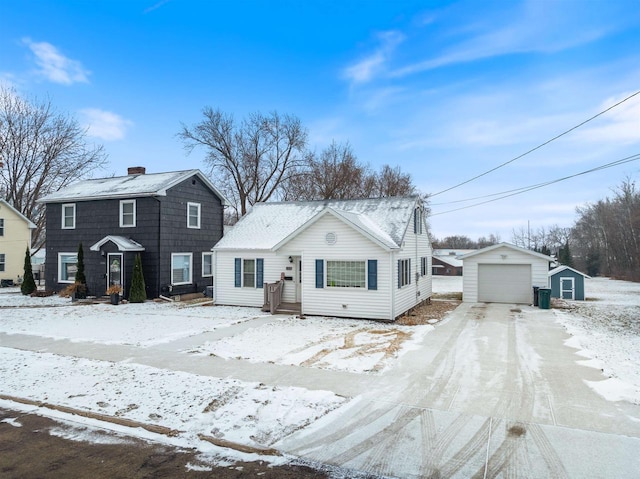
[
  {"left": 62, "top": 204, "right": 76, "bottom": 229},
  {"left": 120, "top": 200, "right": 136, "bottom": 227}
]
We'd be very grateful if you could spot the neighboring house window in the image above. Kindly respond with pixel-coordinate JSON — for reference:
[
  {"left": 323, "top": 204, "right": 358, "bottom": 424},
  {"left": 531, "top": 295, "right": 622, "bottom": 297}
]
[
  {"left": 326, "top": 261, "right": 366, "bottom": 288},
  {"left": 398, "top": 259, "right": 411, "bottom": 288},
  {"left": 58, "top": 253, "right": 78, "bottom": 283},
  {"left": 187, "top": 202, "right": 201, "bottom": 229},
  {"left": 0, "top": 254, "right": 5, "bottom": 272},
  {"left": 171, "top": 253, "right": 192, "bottom": 285},
  {"left": 421, "top": 257, "right": 428, "bottom": 276},
  {"left": 62, "top": 204, "right": 76, "bottom": 229},
  {"left": 234, "top": 258, "right": 264, "bottom": 288},
  {"left": 120, "top": 200, "right": 136, "bottom": 227},
  {"left": 202, "top": 252, "right": 213, "bottom": 277},
  {"left": 0, "top": 218, "right": 4, "bottom": 236}
]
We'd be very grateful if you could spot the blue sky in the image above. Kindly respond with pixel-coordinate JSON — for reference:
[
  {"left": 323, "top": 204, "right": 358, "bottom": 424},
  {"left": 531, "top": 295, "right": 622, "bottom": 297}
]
[{"left": 1, "top": 0, "right": 639, "bottom": 241}]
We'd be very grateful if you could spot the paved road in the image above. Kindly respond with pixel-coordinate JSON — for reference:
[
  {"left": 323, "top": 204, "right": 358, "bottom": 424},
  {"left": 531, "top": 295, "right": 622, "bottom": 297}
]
[
  {"left": 2, "top": 303, "right": 640, "bottom": 478},
  {"left": 277, "top": 303, "right": 640, "bottom": 478}
]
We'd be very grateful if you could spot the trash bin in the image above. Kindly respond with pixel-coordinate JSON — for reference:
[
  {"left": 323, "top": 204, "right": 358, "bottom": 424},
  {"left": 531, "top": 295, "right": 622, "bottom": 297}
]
[
  {"left": 538, "top": 288, "right": 551, "bottom": 309},
  {"left": 533, "top": 286, "right": 540, "bottom": 307}
]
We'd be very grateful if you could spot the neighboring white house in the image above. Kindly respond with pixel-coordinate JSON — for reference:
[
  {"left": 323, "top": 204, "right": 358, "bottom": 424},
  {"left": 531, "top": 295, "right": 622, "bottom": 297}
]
[
  {"left": 0, "top": 199, "right": 36, "bottom": 285},
  {"left": 213, "top": 196, "right": 432, "bottom": 321},
  {"left": 459, "top": 243, "right": 552, "bottom": 304}
]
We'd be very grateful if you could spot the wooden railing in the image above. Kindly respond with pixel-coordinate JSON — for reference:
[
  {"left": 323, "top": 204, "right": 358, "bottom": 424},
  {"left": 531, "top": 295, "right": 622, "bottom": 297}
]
[{"left": 262, "top": 280, "right": 284, "bottom": 314}]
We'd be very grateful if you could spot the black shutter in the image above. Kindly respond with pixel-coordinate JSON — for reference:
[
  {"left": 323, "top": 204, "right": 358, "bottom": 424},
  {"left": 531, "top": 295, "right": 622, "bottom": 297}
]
[
  {"left": 368, "top": 260, "right": 377, "bottom": 290},
  {"left": 234, "top": 258, "right": 241, "bottom": 287},
  {"left": 315, "top": 259, "right": 324, "bottom": 288},
  {"left": 256, "top": 258, "right": 264, "bottom": 288}
]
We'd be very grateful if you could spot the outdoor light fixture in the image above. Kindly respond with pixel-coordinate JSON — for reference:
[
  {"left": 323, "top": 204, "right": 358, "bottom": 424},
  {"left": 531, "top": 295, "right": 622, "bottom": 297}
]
[{"left": 288, "top": 256, "right": 293, "bottom": 263}]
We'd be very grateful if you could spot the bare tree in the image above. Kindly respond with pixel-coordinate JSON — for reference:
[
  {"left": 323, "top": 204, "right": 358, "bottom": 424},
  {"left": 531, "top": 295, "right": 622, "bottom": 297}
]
[
  {"left": 0, "top": 87, "right": 107, "bottom": 249},
  {"left": 371, "top": 164, "right": 416, "bottom": 197},
  {"left": 178, "top": 108, "right": 308, "bottom": 219}
]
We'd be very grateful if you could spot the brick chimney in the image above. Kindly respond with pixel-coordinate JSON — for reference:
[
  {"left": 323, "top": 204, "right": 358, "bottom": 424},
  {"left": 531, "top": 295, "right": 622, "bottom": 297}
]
[{"left": 128, "top": 166, "right": 146, "bottom": 175}]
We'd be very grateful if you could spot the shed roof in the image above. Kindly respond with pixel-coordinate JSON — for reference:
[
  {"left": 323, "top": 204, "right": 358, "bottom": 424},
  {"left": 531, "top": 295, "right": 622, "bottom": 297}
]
[
  {"left": 0, "top": 199, "right": 37, "bottom": 229},
  {"left": 548, "top": 265, "right": 591, "bottom": 278},
  {"left": 214, "top": 196, "right": 421, "bottom": 251},
  {"left": 38, "top": 169, "right": 228, "bottom": 205},
  {"left": 458, "top": 242, "right": 554, "bottom": 261}
]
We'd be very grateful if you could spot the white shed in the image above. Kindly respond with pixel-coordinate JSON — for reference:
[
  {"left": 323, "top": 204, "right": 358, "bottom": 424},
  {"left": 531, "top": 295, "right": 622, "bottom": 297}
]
[{"left": 459, "top": 243, "right": 552, "bottom": 304}]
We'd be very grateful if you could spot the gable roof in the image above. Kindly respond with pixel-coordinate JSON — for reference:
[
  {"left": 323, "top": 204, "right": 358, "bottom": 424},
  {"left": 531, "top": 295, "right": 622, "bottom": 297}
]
[
  {"left": 458, "top": 242, "right": 554, "bottom": 261},
  {"left": 37, "top": 169, "right": 228, "bottom": 205},
  {"left": 89, "top": 236, "right": 145, "bottom": 252},
  {"left": 0, "top": 199, "right": 37, "bottom": 229},
  {"left": 432, "top": 255, "right": 463, "bottom": 268},
  {"left": 214, "top": 196, "right": 421, "bottom": 251},
  {"left": 548, "top": 265, "right": 591, "bottom": 278}
]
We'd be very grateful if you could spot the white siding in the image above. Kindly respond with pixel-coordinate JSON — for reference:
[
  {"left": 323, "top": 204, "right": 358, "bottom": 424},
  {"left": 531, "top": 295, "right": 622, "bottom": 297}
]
[
  {"left": 282, "top": 215, "right": 393, "bottom": 320},
  {"left": 214, "top": 250, "right": 291, "bottom": 308},
  {"left": 462, "top": 246, "right": 549, "bottom": 303}
]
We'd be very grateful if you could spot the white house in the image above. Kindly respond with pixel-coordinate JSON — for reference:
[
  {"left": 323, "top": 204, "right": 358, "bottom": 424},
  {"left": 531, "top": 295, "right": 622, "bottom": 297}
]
[
  {"left": 0, "top": 199, "right": 36, "bottom": 285},
  {"left": 459, "top": 243, "right": 552, "bottom": 304},
  {"left": 213, "top": 196, "right": 432, "bottom": 321}
]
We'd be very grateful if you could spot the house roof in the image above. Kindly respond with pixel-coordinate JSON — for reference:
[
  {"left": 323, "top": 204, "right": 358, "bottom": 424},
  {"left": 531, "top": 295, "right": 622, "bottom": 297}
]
[
  {"left": 37, "top": 169, "right": 228, "bottom": 205},
  {"left": 0, "top": 199, "right": 37, "bottom": 229},
  {"left": 433, "top": 249, "right": 476, "bottom": 257},
  {"left": 432, "top": 255, "right": 463, "bottom": 268},
  {"left": 458, "top": 242, "right": 554, "bottom": 261},
  {"left": 548, "top": 265, "right": 591, "bottom": 278},
  {"left": 89, "top": 236, "right": 145, "bottom": 252},
  {"left": 214, "top": 196, "right": 421, "bottom": 251}
]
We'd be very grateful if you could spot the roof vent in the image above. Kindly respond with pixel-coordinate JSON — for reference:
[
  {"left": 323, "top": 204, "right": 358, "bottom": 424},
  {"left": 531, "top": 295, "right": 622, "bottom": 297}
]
[
  {"left": 128, "top": 166, "right": 146, "bottom": 175},
  {"left": 326, "top": 232, "right": 337, "bottom": 245}
]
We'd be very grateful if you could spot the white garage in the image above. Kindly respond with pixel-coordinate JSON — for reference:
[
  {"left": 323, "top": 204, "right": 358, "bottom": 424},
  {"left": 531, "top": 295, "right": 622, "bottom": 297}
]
[{"left": 460, "top": 243, "right": 552, "bottom": 304}]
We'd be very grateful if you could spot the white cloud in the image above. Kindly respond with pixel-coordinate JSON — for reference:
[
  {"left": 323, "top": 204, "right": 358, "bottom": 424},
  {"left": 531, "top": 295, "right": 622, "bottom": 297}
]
[
  {"left": 571, "top": 93, "right": 640, "bottom": 145},
  {"left": 80, "top": 109, "right": 133, "bottom": 141},
  {"left": 343, "top": 31, "right": 404, "bottom": 85},
  {"left": 23, "top": 38, "right": 90, "bottom": 85}
]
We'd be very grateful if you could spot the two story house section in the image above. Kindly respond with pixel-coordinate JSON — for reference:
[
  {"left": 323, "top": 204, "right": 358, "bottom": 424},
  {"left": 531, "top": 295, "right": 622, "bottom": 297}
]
[
  {"left": 0, "top": 199, "right": 36, "bottom": 285},
  {"left": 38, "top": 167, "right": 227, "bottom": 298}
]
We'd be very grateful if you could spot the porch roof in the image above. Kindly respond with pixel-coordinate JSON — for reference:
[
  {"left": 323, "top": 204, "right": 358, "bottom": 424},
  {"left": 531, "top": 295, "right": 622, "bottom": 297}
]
[{"left": 89, "top": 235, "right": 145, "bottom": 252}]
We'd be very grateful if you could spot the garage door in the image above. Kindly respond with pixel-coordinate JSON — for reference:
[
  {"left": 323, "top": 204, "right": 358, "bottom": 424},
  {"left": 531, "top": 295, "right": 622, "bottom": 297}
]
[{"left": 478, "top": 264, "right": 532, "bottom": 304}]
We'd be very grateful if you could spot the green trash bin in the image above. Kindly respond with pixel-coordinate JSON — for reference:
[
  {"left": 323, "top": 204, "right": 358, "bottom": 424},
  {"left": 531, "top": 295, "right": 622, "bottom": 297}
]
[{"left": 538, "top": 288, "right": 551, "bottom": 309}]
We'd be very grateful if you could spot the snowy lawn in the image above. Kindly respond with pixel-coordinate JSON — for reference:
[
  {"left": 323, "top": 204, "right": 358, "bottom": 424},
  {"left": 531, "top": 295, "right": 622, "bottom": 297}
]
[
  {"left": 0, "top": 346, "right": 346, "bottom": 450},
  {"left": 554, "top": 277, "right": 640, "bottom": 404},
  {"left": 196, "top": 316, "right": 434, "bottom": 374},
  {"left": 432, "top": 275, "right": 462, "bottom": 294},
  {"left": 0, "top": 298, "right": 270, "bottom": 347}
]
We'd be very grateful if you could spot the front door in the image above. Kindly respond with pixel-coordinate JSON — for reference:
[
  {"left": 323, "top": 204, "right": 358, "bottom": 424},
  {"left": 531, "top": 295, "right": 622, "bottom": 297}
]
[
  {"left": 295, "top": 259, "right": 302, "bottom": 303},
  {"left": 107, "top": 253, "right": 124, "bottom": 292},
  {"left": 560, "top": 277, "right": 575, "bottom": 300}
]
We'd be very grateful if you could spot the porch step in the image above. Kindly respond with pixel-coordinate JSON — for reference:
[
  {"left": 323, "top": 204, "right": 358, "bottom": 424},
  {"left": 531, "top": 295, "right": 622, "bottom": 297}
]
[{"left": 263, "top": 302, "right": 301, "bottom": 315}]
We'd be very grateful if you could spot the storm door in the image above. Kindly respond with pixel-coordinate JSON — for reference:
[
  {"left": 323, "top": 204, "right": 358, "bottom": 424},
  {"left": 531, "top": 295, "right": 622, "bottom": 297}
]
[
  {"left": 560, "top": 277, "right": 575, "bottom": 300},
  {"left": 107, "top": 253, "right": 124, "bottom": 292}
]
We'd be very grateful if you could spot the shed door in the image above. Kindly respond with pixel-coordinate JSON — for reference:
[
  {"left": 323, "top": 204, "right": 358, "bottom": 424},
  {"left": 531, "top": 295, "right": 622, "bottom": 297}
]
[
  {"left": 478, "top": 264, "right": 531, "bottom": 304},
  {"left": 560, "top": 277, "right": 575, "bottom": 300}
]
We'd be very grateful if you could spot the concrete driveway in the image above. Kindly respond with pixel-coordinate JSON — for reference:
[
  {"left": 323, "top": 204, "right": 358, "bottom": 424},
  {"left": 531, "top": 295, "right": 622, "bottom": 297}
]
[{"left": 277, "top": 303, "right": 640, "bottom": 478}]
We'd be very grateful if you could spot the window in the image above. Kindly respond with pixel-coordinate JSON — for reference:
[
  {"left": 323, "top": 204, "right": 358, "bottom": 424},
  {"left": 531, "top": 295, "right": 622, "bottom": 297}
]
[
  {"left": 171, "top": 253, "right": 192, "bottom": 285},
  {"left": 243, "top": 259, "right": 255, "bottom": 287},
  {"left": 62, "top": 204, "right": 76, "bottom": 229},
  {"left": 187, "top": 202, "right": 201, "bottom": 229},
  {"left": 421, "top": 257, "right": 428, "bottom": 276},
  {"left": 0, "top": 218, "right": 4, "bottom": 236},
  {"left": 399, "top": 259, "right": 411, "bottom": 288},
  {"left": 58, "top": 253, "right": 78, "bottom": 283},
  {"left": 202, "top": 252, "right": 213, "bottom": 277},
  {"left": 0, "top": 254, "right": 5, "bottom": 272},
  {"left": 327, "top": 261, "right": 366, "bottom": 288},
  {"left": 120, "top": 200, "right": 136, "bottom": 227}
]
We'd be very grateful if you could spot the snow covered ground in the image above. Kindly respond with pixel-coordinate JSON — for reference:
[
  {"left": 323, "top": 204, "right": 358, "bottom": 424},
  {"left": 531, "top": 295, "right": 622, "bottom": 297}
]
[
  {"left": 432, "top": 275, "right": 463, "bottom": 293},
  {"left": 553, "top": 277, "right": 640, "bottom": 404}
]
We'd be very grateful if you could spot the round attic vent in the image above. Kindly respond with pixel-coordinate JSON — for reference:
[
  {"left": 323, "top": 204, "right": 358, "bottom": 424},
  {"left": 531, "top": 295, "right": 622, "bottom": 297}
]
[{"left": 326, "top": 232, "right": 337, "bottom": 245}]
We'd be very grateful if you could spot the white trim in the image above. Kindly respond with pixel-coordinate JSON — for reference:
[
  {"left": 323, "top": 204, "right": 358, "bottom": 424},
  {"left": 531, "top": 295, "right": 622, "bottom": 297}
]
[
  {"left": 202, "top": 252, "right": 213, "bottom": 277},
  {"left": 61, "top": 203, "right": 76, "bottom": 229},
  {"left": 107, "top": 253, "right": 124, "bottom": 292},
  {"left": 57, "top": 252, "right": 78, "bottom": 284},
  {"left": 119, "top": 199, "right": 137, "bottom": 228},
  {"left": 325, "top": 259, "right": 367, "bottom": 289},
  {"left": 171, "top": 253, "right": 193, "bottom": 285},
  {"left": 560, "top": 276, "right": 575, "bottom": 300},
  {"left": 187, "top": 202, "right": 201, "bottom": 229},
  {"left": 242, "top": 258, "right": 256, "bottom": 288}
]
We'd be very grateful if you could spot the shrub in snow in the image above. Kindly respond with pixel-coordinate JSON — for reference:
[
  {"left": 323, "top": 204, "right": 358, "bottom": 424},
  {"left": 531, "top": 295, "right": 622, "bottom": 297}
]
[
  {"left": 21, "top": 247, "right": 36, "bottom": 295},
  {"left": 129, "top": 254, "right": 147, "bottom": 303}
]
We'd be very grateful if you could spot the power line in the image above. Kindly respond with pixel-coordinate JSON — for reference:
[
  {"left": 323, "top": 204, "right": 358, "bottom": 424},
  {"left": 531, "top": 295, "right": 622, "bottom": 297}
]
[
  {"left": 430, "top": 152, "right": 640, "bottom": 216},
  {"left": 430, "top": 89, "right": 640, "bottom": 198}
]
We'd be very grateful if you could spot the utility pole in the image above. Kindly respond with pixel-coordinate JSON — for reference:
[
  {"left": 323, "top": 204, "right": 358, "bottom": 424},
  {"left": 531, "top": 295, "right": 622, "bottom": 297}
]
[{"left": 528, "top": 220, "right": 531, "bottom": 250}]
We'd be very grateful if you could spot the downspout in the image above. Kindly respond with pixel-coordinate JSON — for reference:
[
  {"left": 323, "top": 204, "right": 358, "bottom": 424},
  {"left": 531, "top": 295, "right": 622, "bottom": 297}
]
[{"left": 416, "top": 211, "right": 419, "bottom": 304}]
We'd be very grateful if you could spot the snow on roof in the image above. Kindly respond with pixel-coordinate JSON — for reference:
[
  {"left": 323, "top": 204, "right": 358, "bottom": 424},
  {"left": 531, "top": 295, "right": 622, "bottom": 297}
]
[
  {"left": 548, "top": 265, "right": 591, "bottom": 278},
  {"left": 38, "top": 169, "right": 228, "bottom": 204},
  {"left": 214, "top": 196, "right": 419, "bottom": 251},
  {"left": 90, "top": 236, "right": 145, "bottom": 252},
  {"left": 0, "top": 199, "right": 37, "bottom": 228},
  {"left": 433, "top": 255, "right": 462, "bottom": 268},
  {"left": 458, "top": 242, "right": 554, "bottom": 261},
  {"left": 433, "top": 249, "right": 476, "bottom": 257}
]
